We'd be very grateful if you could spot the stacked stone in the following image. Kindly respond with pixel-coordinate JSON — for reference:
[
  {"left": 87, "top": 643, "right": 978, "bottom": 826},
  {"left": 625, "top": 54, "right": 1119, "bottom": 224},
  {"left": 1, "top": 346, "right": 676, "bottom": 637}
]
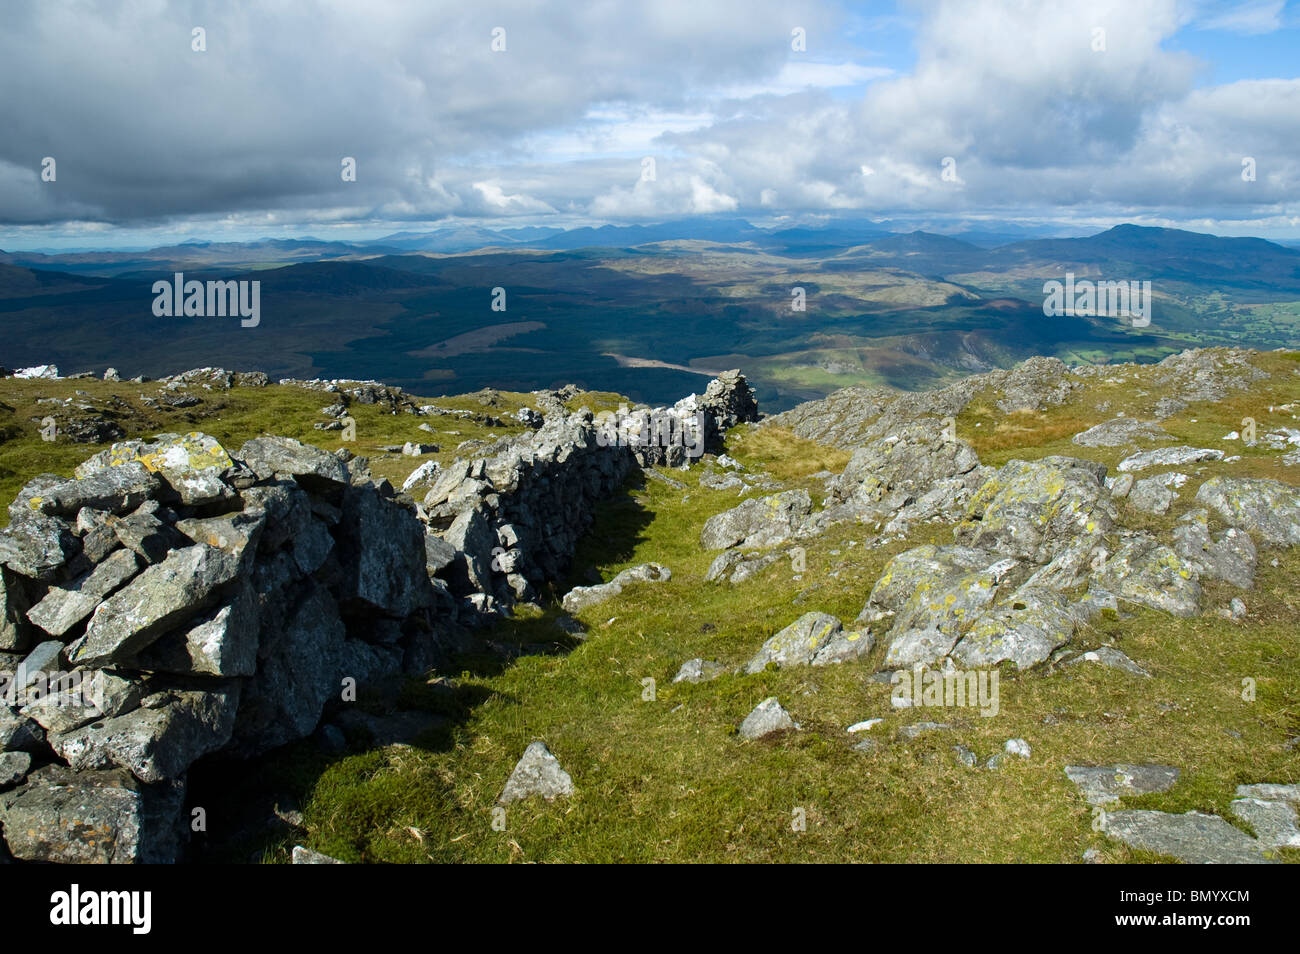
[{"left": 0, "top": 431, "right": 446, "bottom": 863}]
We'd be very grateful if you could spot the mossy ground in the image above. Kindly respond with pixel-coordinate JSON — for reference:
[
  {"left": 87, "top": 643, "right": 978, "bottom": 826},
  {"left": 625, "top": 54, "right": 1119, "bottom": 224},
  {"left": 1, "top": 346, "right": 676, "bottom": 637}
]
[{"left": 3, "top": 355, "right": 1298, "bottom": 863}]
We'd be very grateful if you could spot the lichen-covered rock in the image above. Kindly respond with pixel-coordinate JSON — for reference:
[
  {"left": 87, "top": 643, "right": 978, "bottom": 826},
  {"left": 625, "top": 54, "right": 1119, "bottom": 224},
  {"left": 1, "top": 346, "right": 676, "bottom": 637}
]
[
  {"left": 1194, "top": 476, "right": 1300, "bottom": 546},
  {"left": 699, "top": 490, "right": 812, "bottom": 550},
  {"left": 26, "top": 549, "right": 140, "bottom": 637},
  {"left": 827, "top": 420, "right": 982, "bottom": 515},
  {"left": 0, "top": 764, "right": 184, "bottom": 863},
  {"left": 30, "top": 462, "right": 161, "bottom": 518},
  {"left": 1090, "top": 535, "right": 1201, "bottom": 618},
  {"left": 67, "top": 544, "right": 240, "bottom": 667},
  {"left": 238, "top": 436, "right": 350, "bottom": 490},
  {"left": 955, "top": 457, "right": 1115, "bottom": 564},
  {"left": 949, "top": 587, "right": 1077, "bottom": 669},
  {"left": 1172, "top": 510, "right": 1256, "bottom": 589},
  {"left": 52, "top": 685, "right": 240, "bottom": 784},
  {"left": 744, "top": 612, "right": 872, "bottom": 673},
  {"left": 860, "top": 545, "right": 1016, "bottom": 668}
]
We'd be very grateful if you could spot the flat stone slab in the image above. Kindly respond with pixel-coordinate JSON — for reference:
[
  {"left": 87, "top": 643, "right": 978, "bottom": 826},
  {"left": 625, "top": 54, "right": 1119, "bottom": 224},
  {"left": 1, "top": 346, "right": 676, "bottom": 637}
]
[
  {"left": 1065, "top": 764, "right": 1180, "bottom": 806},
  {"left": 1063, "top": 646, "right": 1150, "bottom": 677},
  {"left": 1117, "top": 446, "right": 1224, "bottom": 472},
  {"left": 1101, "top": 810, "right": 1275, "bottom": 864}
]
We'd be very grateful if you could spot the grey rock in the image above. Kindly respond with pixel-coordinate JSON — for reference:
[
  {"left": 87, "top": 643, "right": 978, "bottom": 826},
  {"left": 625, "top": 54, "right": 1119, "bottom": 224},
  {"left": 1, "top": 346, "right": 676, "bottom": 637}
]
[
  {"left": 1090, "top": 535, "right": 1201, "bottom": 618},
  {"left": 1195, "top": 476, "right": 1300, "bottom": 546},
  {"left": 53, "top": 685, "right": 240, "bottom": 783},
  {"left": 0, "top": 510, "right": 79, "bottom": 581},
  {"left": 1100, "top": 809, "right": 1274, "bottom": 864},
  {"left": 1229, "top": 796, "right": 1300, "bottom": 850},
  {"left": 0, "top": 763, "right": 184, "bottom": 863},
  {"left": 1107, "top": 473, "right": 1134, "bottom": 499},
  {"left": 827, "top": 421, "right": 983, "bottom": 523},
  {"left": 953, "top": 744, "right": 978, "bottom": 767},
  {"left": 401, "top": 459, "right": 441, "bottom": 493},
  {"left": 68, "top": 544, "right": 240, "bottom": 667},
  {"left": 423, "top": 533, "right": 456, "bottom": 575},
  {"left": 111, "top": 504, "right": 180, "bottom": 564},
  {"left": 26, "top": 548, "right": 140, "bottom": 637},
  {"left": 16, "top": 640, "right": 63, "bottom": 684},
  {"left": 174, "top": 510, "right": 267, "bottom": 573},
  {"left": 0, "top": 705, "right": 45, "bottom": 752},
  {"left": 33, "top": 462, "right": 161, "bottom": 518},
  {"left": 0, "top": 568, "right": 33, "bottom": 652},
  {"left": 131, "top": 583, "right": 259, "bottom": 677},
  {"left": 1072, "top": 417, "right": 1171, "bottom": 448},
  {"left": 955, "top": 457, "right": 1115, "bottom": 564},
  {"left": 1065, "top": 764, "right": 1181, "bottom": 806},
  {"left": 239, "top": 436, "right": 350, "bottom": 490},
  {"left": 561, "top": 563, "right": 670, "bottom": 614},
  {"left": 497, "top": 741, "right": 575, "bottom": 803},
  {"left": 1063, "top": 646, "right": 1150, "bottom": 677},
  {"left": 232, "top": 583, "right": 345, "bottom": 756},
  {"left": 1117, "top": 446, "right": 1224, "bottom": 472},
  {"left": 699, "top": 490, "right": 812, "bottom": 550},
  {"left": 1127, "top": 477, "right": 1177, "bottom": 515},
  {"left": 21, "top": 669, "right": 142, "bottom": 735},
  {"left": 0, "top": 751, "right": 31, "bottom": 788},
  {"left": 744, "top": 612, "right": 872, "bottom": 673},
  {"left": 334, "top": 486, "right": 433, "bottom": 617},
  {"left": 238, "top": 481, "right": 309, "bottom": 551},
  {"left": 897, "top": 721, "right": 950, "bottom": 741},
  {"left": 1172, "top": 510, "right": 1255, "bottom": 589},
  {"left": 738, "top": 697, "right": 796, "bottom": 740},
  {"left": 673, "top": 658, "right": 725, "bottom": 683},
  {"left": 292, "top": 845, "right": 345, "bottom": 864}
]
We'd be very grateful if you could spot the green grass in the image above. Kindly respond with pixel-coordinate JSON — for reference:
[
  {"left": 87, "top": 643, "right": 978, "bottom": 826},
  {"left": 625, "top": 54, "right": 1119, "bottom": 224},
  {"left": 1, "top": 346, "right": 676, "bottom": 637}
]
[{"left": 6, "top": 352, "right": 1299, "bottom": 864}]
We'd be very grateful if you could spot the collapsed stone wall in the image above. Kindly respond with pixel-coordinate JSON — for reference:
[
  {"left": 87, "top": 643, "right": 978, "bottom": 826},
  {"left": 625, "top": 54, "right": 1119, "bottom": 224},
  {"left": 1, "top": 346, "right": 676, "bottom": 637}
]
[{"left": 419, "top": 370, "right": 759, "bottom": 613}]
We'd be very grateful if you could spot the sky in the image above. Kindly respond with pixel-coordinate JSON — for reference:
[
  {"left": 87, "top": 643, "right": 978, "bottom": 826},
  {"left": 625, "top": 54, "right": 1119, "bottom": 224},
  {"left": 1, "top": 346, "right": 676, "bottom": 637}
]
[{"left": 1, "top": 0, "right": 1298, "bottom": 249}]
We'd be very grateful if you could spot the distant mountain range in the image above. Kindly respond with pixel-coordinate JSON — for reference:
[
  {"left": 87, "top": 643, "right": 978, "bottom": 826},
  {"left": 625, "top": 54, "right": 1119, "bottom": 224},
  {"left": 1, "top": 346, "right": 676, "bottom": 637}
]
[{"left": 3, "top": 223, "right": 1298, "bottom": 409}]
